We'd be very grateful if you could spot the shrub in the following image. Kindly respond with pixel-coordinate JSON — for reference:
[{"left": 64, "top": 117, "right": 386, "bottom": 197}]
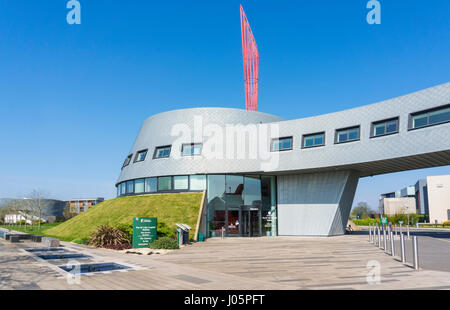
[
  {"left": 89, "top": 225, "right": 131, "bottom": 250},
  {"left": 157, "top": 221, "right": 176, "bottom": 238},
  {"left": 443, "top": 221, "right": 450, "bottom": 226},
  {"left": 72, "top": 238, "right": 90, "bottom": 245},
  {"left": 115, "top": 223, "right": 133, "bottom": 241},
  {"left": 148, "top": 237, "right": 179, "bottom": 250}
]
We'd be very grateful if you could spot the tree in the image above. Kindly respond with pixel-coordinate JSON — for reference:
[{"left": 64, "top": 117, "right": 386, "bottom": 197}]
[
  {"left": 24, "top": 190, "right": 49, "bottom": 231},
  {"left": 351, "top": 202, "right": 371, "bottom": 219},
  {"left": 62, "top": 201, "right": 74, "bottom": 221}
]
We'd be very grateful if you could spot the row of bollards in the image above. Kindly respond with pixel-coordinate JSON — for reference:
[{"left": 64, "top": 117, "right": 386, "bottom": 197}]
[{"left": 368, "top": 223, "right": 419, "bottom": 270}]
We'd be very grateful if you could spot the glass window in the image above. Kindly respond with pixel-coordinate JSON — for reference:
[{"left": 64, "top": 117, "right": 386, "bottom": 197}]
[
  {"left": 372, "top": 118, "right": 398, "bottom": 137},
  {"left": 145, "top": 178, "right": 157, "bottom": 193},
  {"left": 412, "top": 113, "right": 427, "bottom": 128},
  {"left": 126, "top": 180, "right": 134, "bottom": 194},
  {"left": 174, "top": 176, "right": 189, "bottom": 190},
  {"left": 122, "top": 154, "right": 132, "bottom": 168},
  {"left": 182, "top": 143, "right": 202, "bottom": 156},
  {"left": 207, "top": 175, "right": 225, "bottom": 204},
  {"left": 154, "top": 146, "right": 171, "bottom": 159},
  {"left": 244, "top": 176, "right": 261, "bottom": 206},
  {"left": 135, "top": 179, "right": 145, "bottom": 194},
  {"left": 135, "top": 150, "right": 148, "bottom": 162},
  {"left": 225, "top": 175, "right": 244, "bottom": 207},
  {"left": 120, "top": 183, "right": 126, "bottom": 195},
  {"left": 411, "top": 106, "right": 450, "bottom": 129},
  {"left": 158, "top": 176, "right": 172, "bottom": 191},
  {"left": 190, "top": 175, "right": 206, "bottom": 191},
  {"left": 429, "top": 107, "right": 450, "bottom": 124},
  {"left": 271, "top": 137, "right": 293, "bottom": 151},
  {"left": 336, "top": 127, "right": 360, "bottom": 143},
  {"left": 303, "top": 133, "right": 325, "bottom": 148}
]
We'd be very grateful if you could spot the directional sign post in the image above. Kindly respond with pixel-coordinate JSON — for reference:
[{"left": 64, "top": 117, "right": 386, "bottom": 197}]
[{"left": 132, "top": 217, "right": 157, "bottom": 248}]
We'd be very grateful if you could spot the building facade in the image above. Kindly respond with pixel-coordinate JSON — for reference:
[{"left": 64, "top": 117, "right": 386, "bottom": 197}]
[
  {"left": 426, "top": 175, "right": 450, "bottom": 224},
  {"left": 68, "top": 198, "right": 104, "bottom": 215},
  {"left": 116, "top": 83, "right": 450, "bottom": 236}
]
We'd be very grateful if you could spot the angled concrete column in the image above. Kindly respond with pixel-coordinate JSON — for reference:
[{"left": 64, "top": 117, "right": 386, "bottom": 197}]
[{"left": 277, "top": 170, "right": 360, "bottom": 236}]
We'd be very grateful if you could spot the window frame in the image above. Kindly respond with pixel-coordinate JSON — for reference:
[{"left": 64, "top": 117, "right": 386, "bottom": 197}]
[
  {"left": 122, "top": 154, "right": 133, "bottom": 169},
  {"left": 301, "top": 132, "right": 326, "bottom": 149},
  {"left": 270, "top": 136, "right": 293, "bottom": 152},
  {"left": 408, "top": 104, "right": 450, "bottom": 131},
  {"left": 370, "top": 117, "right": 399, "bottom": 138},
  {"left": 134, "top": 149, "right": 149, "bottom": 163},
  {"left": 334, "top": 126, "right": 361, "bottom": 144},
  {"left": 181, "top": 143, "right": 203, "bottom": 157},
  {"left": 153, "top": 145, "right": 172, "bottom": 159}
]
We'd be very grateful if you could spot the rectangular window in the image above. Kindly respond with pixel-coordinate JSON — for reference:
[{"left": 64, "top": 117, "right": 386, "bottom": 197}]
[
  {"left": 135, "top": 179, "right": 145, "bottom": 194},
  {"left": 182, "top": 143, "right": 202, "bottom": 156},
  {"left": 335, "top": 126, "right": 360, "bottom": 144},
  {"left": 372, "top": 118, "right": 399, "bottom": 137},
  {"left": 120, "top": 183, "right": 126, "bottom": 195},
  {"left": 271, "top": 137, "right": 293, "bottom": 152},
  {"left": 145, "top": 178, "right": 157, "bottom": 193},
  {"left": 411, "top": 105, "right": 450, "bottom": 129},
  {"left": 122, "top": 154, "right": 133, "bottom": 168},
  {"left": 126, "top": 180, "right": 134, "bottom": 194},
  {"left": 302, "top": 132, "right": 325, "bottom": 148},
  {"left": 134, "top": 149, "right": 148, "bottom": 162},
  {"left": 153, "top": 146, "right": 171, "bottom": 159},
  {"left": 174, "top": 176, "right": 189, "bottom": 190},
  {"left": 158, "top": 176, "right": 172, "bottom": 191},
  {"left": 190, "top": 175, "right": 206, "bottom": 191}
]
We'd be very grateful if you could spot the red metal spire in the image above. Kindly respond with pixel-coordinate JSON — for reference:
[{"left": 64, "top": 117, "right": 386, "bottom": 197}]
[{"left": 240, "top": 5, "right": 259, "bottom": 111}]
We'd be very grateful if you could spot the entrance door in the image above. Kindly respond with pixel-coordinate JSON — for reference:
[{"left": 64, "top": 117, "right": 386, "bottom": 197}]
[
  {"left": 225, "top": 207, "right": 240, "bottom": 237},
  {"left": 241, "top": 206, "right": 262, "bottom": 237}
]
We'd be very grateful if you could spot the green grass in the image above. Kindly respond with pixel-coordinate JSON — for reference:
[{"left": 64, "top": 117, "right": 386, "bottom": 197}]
[{"left": 44, "top": 193, "right": 203, "bottom": 242}]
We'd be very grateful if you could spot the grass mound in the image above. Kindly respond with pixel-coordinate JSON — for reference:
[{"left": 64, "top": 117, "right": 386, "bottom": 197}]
[{"left": 45, "top": 193, "right": 202, "bottom": 241}]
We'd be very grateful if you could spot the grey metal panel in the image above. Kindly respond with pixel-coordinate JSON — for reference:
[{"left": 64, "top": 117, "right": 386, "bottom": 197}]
[{"left": 277, "top": 171, "right": 359, "bottom": 236}]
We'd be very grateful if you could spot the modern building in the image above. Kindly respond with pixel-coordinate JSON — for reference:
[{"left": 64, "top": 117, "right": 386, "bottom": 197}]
[
  {"left": 379, "top": 174, "right": 450, "bottom": 223},
  {"left": 425, "top": 175, "right": 450, "bottom": 224},
  {"left": 0, "top": 198, "right": 66, "bottom": 222},
  {"left": 116, "top": 82, "right": 450, "bottom": 237},
  {"left": 68, "top": 198, "right": 104, "bottom": 215}
]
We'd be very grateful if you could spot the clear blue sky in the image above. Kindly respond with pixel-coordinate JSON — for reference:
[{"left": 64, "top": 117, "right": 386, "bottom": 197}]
[{"left": 0, "top": 0, "right": 449, "bottom": 209}]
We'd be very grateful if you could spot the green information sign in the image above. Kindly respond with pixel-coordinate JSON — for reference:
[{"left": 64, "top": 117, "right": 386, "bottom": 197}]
[
  {"left": 380, "top": 217, "right": 388, "bottom": 225},
  {"left": 398, "top": 220, "right": 404, "bottom": 225},
  {"left": 132, "top": 217, "right": 157, "bottom": 248}
]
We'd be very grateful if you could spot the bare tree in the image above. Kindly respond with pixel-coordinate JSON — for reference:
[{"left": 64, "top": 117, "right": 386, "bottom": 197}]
[{"left": 24, "top": 190, "right": 49, "bottom": 231}]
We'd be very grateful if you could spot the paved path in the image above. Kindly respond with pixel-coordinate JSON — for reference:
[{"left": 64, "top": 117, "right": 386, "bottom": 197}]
[{"left": 1, "top": 233, "right": 450, "bottom": 290}]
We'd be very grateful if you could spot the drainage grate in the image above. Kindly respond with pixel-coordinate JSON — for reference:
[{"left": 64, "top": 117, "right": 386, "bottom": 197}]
[
  {"left": 37, "top": 253, "right": 91, "bottom": 260},
  {"left": 58, "top": 262, "right": 131, "bottom": 274}
]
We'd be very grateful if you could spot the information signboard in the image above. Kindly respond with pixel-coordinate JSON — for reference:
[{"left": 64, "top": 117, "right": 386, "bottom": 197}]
[{"left": 132, "top": 217, "right": 157, "bottom": 248}]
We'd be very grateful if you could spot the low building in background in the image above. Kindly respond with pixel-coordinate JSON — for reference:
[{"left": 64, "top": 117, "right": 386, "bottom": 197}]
[
  {"left": 427, "top": 175, "right": 450, "bottom": 224},
  {"left": 69, "top": 198, "right": 104, "bottom": 215},
  {"left": 379, "top": 197, "right": 417, "bottom": 215},
  {"left": 379, "top": 174, "right": 450, "bottom": 223}
]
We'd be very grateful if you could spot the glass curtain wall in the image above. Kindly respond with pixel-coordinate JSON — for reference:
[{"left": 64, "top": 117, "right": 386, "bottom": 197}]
[{"left": 206, "top": 174, "right": 276, "bottom": 238}]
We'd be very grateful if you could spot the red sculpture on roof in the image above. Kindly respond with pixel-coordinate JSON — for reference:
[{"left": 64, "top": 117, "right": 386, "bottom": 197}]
[{"left": 240, "top": 5, "right": 259, "bottom": 111}]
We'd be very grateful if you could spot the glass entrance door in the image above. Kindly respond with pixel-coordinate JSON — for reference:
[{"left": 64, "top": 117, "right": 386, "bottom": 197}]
[
  {"left": 241, "top": 206, "right": 261, "bottom": 237},
  {"left": 225, "top": 207, "right": 240, "bottom": 237}
]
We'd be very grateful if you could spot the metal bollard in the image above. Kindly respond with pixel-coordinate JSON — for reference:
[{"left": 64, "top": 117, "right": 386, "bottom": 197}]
[
  {"left": 383, "top": 228, "right": 387, "bottom": 251},
  {"left": 378, "top": 227, "right": 382, "bottom": 249},
  {"left": 390, "top": 231, "right": 395, "bottom": 257},
  {"left": 369, "top": 224, "right": 372, "bottom": 243},
  {"left": 400, "top": 233, "right": 406, "bottom": 263},
  {"left": 400, "top": 223, "right": 402, "bottom": 235},
  {"left": 407, "top": 225, "right": 410, "bottom": 239},
  {"left": 221, "top": 227, "right": 225, "bottom": 239},
  {"left": 413, "top": 236, "right": 419, "bottom": 270}
]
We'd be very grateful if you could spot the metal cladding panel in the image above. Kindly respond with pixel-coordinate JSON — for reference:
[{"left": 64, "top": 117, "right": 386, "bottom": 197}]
[
  {"left": 277, "top": 171, "right": 359, "bottom": 236},
  {"left": 117, "top": 83, "right": 450, "bottom": 185}
]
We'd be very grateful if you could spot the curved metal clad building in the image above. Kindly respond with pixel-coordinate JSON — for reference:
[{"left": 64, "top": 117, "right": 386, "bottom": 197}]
[{"left": 117, "top": 82, "right": 450, "bottom": 237}]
